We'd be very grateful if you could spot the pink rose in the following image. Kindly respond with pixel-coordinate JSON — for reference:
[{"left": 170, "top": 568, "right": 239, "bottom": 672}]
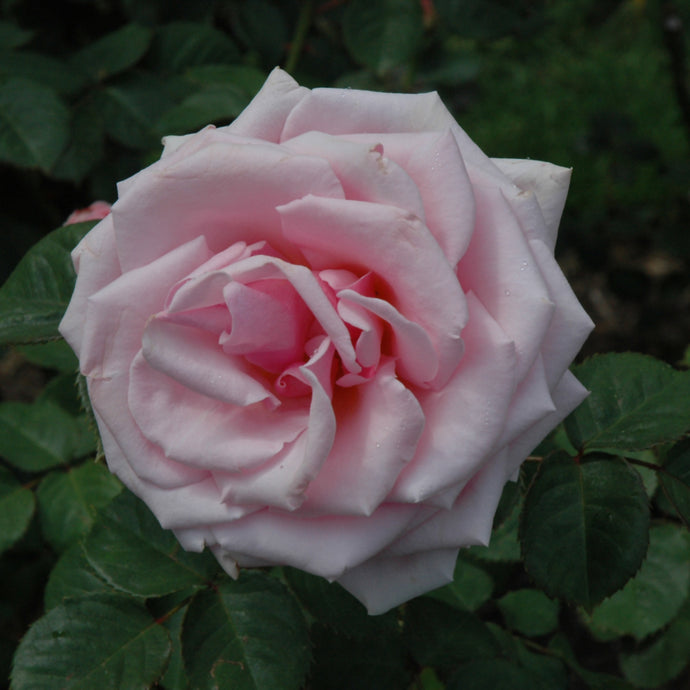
[
  {"left": 64, "top": 201, "right": 111, "bottom": 225},
  {"left": 59, "top": 69, "right": 593, "bottom": 614}
]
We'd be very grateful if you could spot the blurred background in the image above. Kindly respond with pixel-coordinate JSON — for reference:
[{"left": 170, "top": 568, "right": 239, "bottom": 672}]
[{"left": 0, "top": 0, "right": 688, "bottom": 365}]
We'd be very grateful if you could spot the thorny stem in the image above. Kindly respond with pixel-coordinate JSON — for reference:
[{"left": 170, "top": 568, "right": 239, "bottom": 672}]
[{"left": 285, "top": 0, "right": 314, "bottom": 75}]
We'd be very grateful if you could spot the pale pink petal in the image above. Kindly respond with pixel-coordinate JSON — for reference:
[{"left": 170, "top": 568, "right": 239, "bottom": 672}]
[
  {"left": 457, "top": 178, "right": 554, "bottom": 381},
  {"left": 64, "top": 200, "right": 111, "bottom": 225},
  {"left": 337, "top": 289, "right": 437, "bottom": 385},
  {"left": 387, "top": 448, "right": 510, "bottom": 556},
  {"left": 225, "top": 67, "right": 309, "bottom": 142},
  {"left": 142, "top": 317, "right": 278, "bottom": 407},
  {"left": 529, "top": 238, "right": 595, "bottom": 387},
  {"left": 493, "top": 159, "right": 572, "bottom": 250},
  {"left": 225, "top": 254, "right": 359, "bottom": 374},
  {"left": 207, "top": 502, "right": 423, "bottom": 581},
  {"left": 278, "top": 195, "right": 467, "bottom": 387},
  {"left": 128, "top": 351, "right": 308, "bottom": 472},
  {"left": 112, "top": 140, "right": 344, "bottom": 272},
  {"left": 213, "top": 338, "right": 337, "bottom": 510},
  {"left": 495, "top": 355, "right": 556, "bottom": 448},
  {"left": 504, "top": 370, "right": 590, "bottom": 478},
  {"left": 342, "top": 130, "right": 475, "bottom": 267},
  {"left": 282, "top": 131, "right": 426, "bottom": 220},
  {"left": 301, "top": 359, "right": 425, "bottom": 516},
  {"left": 89, "top": 373, "right": 208, "bottom": 489},
  {"left": 337, "top": 548, "right": 459, "bottom": 615},
  {"left": 78, "top": 236, "right": 212, "bottom": 378},
  {"left": 59, "top": 214, "right": 121, "bottom": 356},
  {"left": 389, "top": 292, "right": 516, "bottom": 503},
  {"left": 94, "top": 412, "right": 259, "bottom": 529},
  {"left": 220, "top": 279, "right": 312, "bottom": 372}
]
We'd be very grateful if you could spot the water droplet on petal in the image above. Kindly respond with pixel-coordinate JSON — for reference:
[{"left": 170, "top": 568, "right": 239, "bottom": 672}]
[
  {"left": 504, "top": 289, "right": 511, "bottom": 296},
  {"left": 520, "top": 261, "right": 528, "bottom": 271}
]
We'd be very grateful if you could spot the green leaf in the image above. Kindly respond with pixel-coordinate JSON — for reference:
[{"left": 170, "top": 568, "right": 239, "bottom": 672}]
[
  {"left": 403, "top": 598, "right": 500, "bottom": 670},
  {"left": 282, "top": 567, "right": 397, "bottom": 639},
  {"left": 11, "top": 594, "right": 171, "bottom": 690},
  {"left": 0, "top": 78, "right": 70, "bottom": 171},
  {"left": 234, "top": 1, "right": 287, "bottom": 66},
  {"left": 0, "top": 21, "right": 33, "bottom": 49},
  {"left": 182, "top": 574, "right": 310, "bottom": 690},
  {"left": 488, "top": 624, "right": 568, "bottom": 688},
  {"left": 618, "top": 598, "right": 690, "bottom": 688},
  {"left": 44, "top": 543, "right": 115, "bottom": 610},
  {"left": 0, "top": 51, "right": 85, "bottom": 95},
  {"left": 0, "top": 220, "right": 94, "bottom": 345},
  {"left": 0, "top": 466, "right": 35, "bottom": 556},
  {"left": 343, "top": 0, "right": 424, "bottom": 74},
  {"left": 498, "top": 589, "right": 560, "bottom": 637},
  {"left": 435, "top": 0, "right": 538, "bottom": 39},
  {"left": 0, "top": 399, "right": 86, "bottom": 471},
  {"left": 16, "top": 340, "right": 78, "bottom": 373},
  {"left": 52, "top": 96, "right": 105, "bottom": 183},
  {"left": 37, "top": 462, "right": 122, "bottom": 553},
  {"left": 565, "top": 353, "right": 690, "bottom": 453},
  {"left": 153, "top": 599, "right": 189, "bottom": 690},
  {"left": 585, "top": 523, "right": 690, "bottom": 640},
  {"left": 150, "top": 22, "right": 240, "bottom": 73},
  {"left": 447, "top": 658, "right": 547, "bottom": 690},
  {"left": 426, "top": 555, "right": 494, "bottom": 611},
  {"left": 520, "top": 452, "right": 650, "bottom": 609},
  {"left": 83, "top": 490, "right": 219, "bottom": 597},
  {"left": 185, "top": 64, "right": 266, "bottom": 94},
  {"left": 157, "top": 85, "right": 249, "bottom": 134},
  {"left": 658, "top": 439, "right": 690, "bottom": 524},
  {"left": 96, "top": 74, "right": 173, "bottom": 149},
  {"left": 308, "top": 622, "right": 410, "bottom": 690},
  {"left": 70, "top": 24, "right": 152, "bottom": 82}
]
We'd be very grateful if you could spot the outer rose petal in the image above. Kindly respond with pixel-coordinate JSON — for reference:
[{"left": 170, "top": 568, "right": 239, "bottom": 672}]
[
  {"left": 60, "top": 214, "right": 121, "bottom": 357},
  {"left": 493, "top": 158, "right": 572, "bottom": 249}
]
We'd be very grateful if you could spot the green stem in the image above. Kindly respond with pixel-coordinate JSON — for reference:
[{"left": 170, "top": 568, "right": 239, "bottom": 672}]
[{"left": 285, "top": 0, "right": 314, "bottom": 75}]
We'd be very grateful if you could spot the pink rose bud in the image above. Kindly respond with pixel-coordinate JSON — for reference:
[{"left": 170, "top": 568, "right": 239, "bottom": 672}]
[
  {"left": 59, "top": 69, "right": 593, "bottom": 614},
  {"left": 64, "top": 201, "right": 111, "bottom": 225}
]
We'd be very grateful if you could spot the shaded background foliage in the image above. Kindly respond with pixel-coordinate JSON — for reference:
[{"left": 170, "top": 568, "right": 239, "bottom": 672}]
[{"left": 1, "top": 0, "right": 690, "bottom": 689}]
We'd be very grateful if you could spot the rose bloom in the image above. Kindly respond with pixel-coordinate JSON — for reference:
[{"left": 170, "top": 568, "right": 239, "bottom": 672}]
[
  {"left": 64, "top": 200, "right": 111, "bottom": 225},
  {"left": 60, "top": 69, "right": 593, "bottom": 614}
]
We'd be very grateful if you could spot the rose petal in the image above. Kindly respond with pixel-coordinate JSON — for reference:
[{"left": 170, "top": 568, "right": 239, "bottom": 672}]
[
  {"left": 94, "top": 412, "right": 259, "bottom": 529},
  {"left": 207, "top": 501, "right": 423, "bottom": 581},
  {"left": 389, "top": 292, "right": 516, "bottom": 503},
  {"left": 78, "top": 236, "right": 212, "bottom": 379},
  {"left": 128, "top": 351, "right": 308, "bottom": 472},
  {"left": 301, "top": 359, "right": 425, "bottom": 516},
  {"left": 493, "top": 158, "right": 572, "bottom": 250},
  {"left": 212, "top": 338, "right": 337, "bottom": 510},
  {"left": 504, "top": 370, "right": 590, "bottom": 478},
  {"left": 336, "top": 289, "right": 437, "bottom": 385},
  {"left": 386, "top": 447, "right": 510, "bottom": 556},
  {"left": 457, "top": 178, "right": 554, "bottom": 382},
  {"left": 142, "top": 317, "right": 278, "bottom": 407},
  {"left": 59, "top": 215, "right": 122, "bottom": 356},
  {"left": 337, "top": 547, "right": 459, "bottom": 615},
  {"left": 89, "top": 373, "right": 208, "bottom": 489},
  {"left": 529, "top": 238, "right": 595, "bottom": 387},
  {"left": 112, "top": 138, "right": 345, "bottom": 272},
  {"left": 282, "top": 131, "right": 426, "bottom": 221},
  {"left": 342, "top": 130, "right": 475, "bottom": 267},
  {"left": 226, "top": 67, "right": 309, "bottom": 142},
  {"left": 495, "top": 354, "right": 556, "bottom": 448},
  {"left": 278, "top": 195, "right": 467, "bottom": 387}
]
